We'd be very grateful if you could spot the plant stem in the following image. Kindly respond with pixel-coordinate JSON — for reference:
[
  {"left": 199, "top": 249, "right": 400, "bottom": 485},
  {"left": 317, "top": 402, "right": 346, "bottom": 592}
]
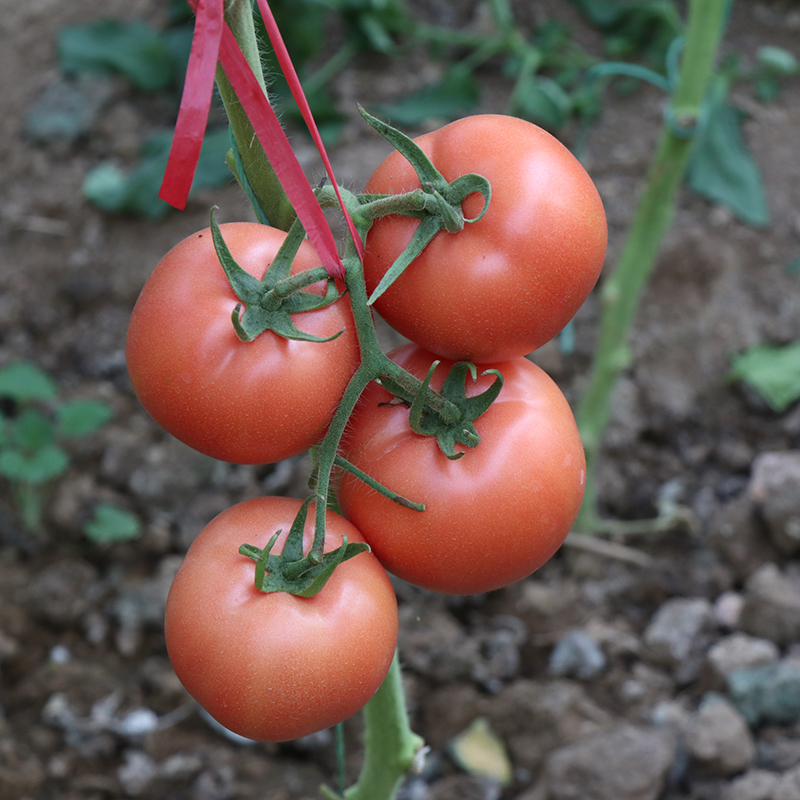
[
  {"left": 574, "top": 0, "right": 729, "bottom": 531},
  {"left": 216, "top": 0, "right": 295, "bottom": 230},
  {"left": 333, "top": 652, "right": 424, "bottom": 800}
]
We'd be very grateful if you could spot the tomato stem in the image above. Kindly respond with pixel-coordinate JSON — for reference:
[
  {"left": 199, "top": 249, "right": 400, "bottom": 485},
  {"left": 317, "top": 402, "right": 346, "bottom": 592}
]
[
  {"left": 322, "top": 651, "right": 425, "bottom": 800},
  {"left": 215, "top": 0, "right": 296, "bottom": 230},
  {"left": 574, "top": 0, "right": 729, "bottom": 532}
]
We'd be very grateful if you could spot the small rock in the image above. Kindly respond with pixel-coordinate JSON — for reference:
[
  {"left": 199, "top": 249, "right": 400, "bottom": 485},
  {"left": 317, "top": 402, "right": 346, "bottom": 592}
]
[
  {"left": 111, "top": 556, "right": 182, "bottom": 656},
  {"left": 26, "top": 559, "right": 99, "bottom": 627},
  {"left": 399, "top": 607, "right": 479, "bottom": 682},
  {"left": 548, "top": 629, "right": 607, "bottom": 680},
  {"left": 117, "top": 749, "right": 157, "bottom": 796},
  {"left": 540, "top": 724, "right": 677, "bottom": 800},
  {"left": 723, "top": 770, "right": 781, "bottom": 800},
  {"left": 682, "top": 694, "right": 755, "bottom": 776},
  {"left": 706, "top": 633, "right": 780, "bottom": 681},
  {"left": 192, "top": 765, "right": 236, "bottom": 800},
  {"left": 738, "top": 564, "right": 800, "bottom": 646},
  {"left": 727, "top": 661, "right": 800, "bottom": 726},
  {"left": 708, "top": 497, "right": 772, "bottom": 579},
  {"left": 471, "top": 616, "right": 527, "bottom": 692},
  {"left": 756, "top": 737, "right": 800, "bottom": 771},
  {"left": 643, "top": 597, "right": 715, "bottom": 682},
  {"left": 713, "top": 591, "right": 744, "bottom": 629},
  {"left": 776, "top": 764, "right": 800, "bottom": 800},
  {"left": 749, "top": 451, "right": 800, "bottom": 554}
]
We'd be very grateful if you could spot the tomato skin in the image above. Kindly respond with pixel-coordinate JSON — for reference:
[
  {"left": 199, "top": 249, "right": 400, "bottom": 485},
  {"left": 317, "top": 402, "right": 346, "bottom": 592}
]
[
  {"left": 363, "top": 115, "right": 607, "bottom": 363},
  {"left": 336, "top": 345, "right": 585, "bottom": 594},
  {"left": 126, "top": 223, "right": 360, "bottom": 465},
  {"left": 165, "top": 496, "right": 398, "bottom": 742}
]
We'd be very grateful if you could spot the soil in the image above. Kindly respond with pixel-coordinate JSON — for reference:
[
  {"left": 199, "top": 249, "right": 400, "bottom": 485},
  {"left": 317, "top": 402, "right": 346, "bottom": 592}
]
[{"left": 1, "top": 1, "right": 800, "bottom": 799}]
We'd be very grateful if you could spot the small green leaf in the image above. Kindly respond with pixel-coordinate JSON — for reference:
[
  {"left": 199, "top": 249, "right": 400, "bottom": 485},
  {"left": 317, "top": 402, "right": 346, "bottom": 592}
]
[
  {"left": 513, "top": 76, "right": 573, "bottom": 130},
  {"left": 13, "top": 408, "right": 55, "bottom": 451},
  {"left": 731, "top": 340, "right": 800, "bottom": 413},
  {"left": 85, "top": 504, "right": 142, "bottom": 543},
  {"left": 0, "top": 362, "right": 57, "bottom": 402},
  {"left": 84, "top": 128, "right": 233, "bottom": 218},
  {"left": 58, "top": 19, "right": 177, "bottom": 92},
  {"left": 757, "top": 46, "right": 798, "bottom": 76},
  {"left": 0, "top": 444, "right": 69, "bottom": 484},
  {"left": 687, "top": 77, "right": 770, "bottom": 228},
  {"left": 57, "top": 400, "right": 113, "bottom": 437},
  {"left": 450, "top": 717, "right": 513, "bottom": 787},
  {"left": 377, "top": 65, "right": 480, "bottom": 127}
]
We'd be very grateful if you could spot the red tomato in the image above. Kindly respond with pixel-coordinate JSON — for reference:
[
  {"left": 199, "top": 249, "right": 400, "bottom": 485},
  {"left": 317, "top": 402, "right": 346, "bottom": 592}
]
[
  {"left": 126, "top": 223, "right": 360, "bottom": 465},
  {"left": 363, "top": 115, "right": 607, "bottom": 363},
  {"left": 336, "top": 345, "right": 585, "bottom": 594},
  {"left": 165, "top": 496, "right": 398, "bottom": 742}
]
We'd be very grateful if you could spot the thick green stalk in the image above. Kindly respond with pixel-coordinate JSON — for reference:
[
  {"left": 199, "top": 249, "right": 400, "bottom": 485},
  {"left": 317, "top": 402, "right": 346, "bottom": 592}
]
[
  {"left": 216, "top": 0, "right": 295, "bottom": 230},
  {"left": 322, "top": 652, "right": 424, "bottom": 800},
  {"left": 574, "top": 0, "right": 729, "bottom": 530}
]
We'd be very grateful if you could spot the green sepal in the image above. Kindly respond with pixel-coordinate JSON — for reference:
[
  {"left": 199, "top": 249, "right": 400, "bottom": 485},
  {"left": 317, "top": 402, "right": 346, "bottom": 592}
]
[
  {"left": 210, "top": 210, "right": 344, "bottom": 343},
  {"left": 368, "top": 215, "right": 442, "bottom": 305},
  {"left": 238, "top": 498, "right": 370, "bottom": 598},
  {"left": 359, "top": 107, "right": 491, "bottom": 302},
  {"left": 381, "top": 362, "right": 504, "bottom": 460}
]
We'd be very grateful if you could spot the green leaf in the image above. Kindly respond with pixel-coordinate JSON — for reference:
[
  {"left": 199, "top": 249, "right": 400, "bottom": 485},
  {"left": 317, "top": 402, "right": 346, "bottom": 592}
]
[
  {"left": 58, "top": 19, "right": 177, "bottom": 92},
  {"left": 84, "top": 127, "right": 232, "bottom": 218},
  {"left": 730, "top": 340, "right": 800, "bottom": 413},
  {"left": 513, "top": 76, "right": 573, "bottom": 130},
  {"left": 57, "top": 400, "right": 114, "bottom": 437},
  {"left": 85, "top": 504, "right": 142, "bottom": 543},
  {"left": 567, "top": 0, "right": 681, "bottom": 62},
  {"left": 757, "top": 46, "right": 798, "bottom": 76},
  {"left": 687, "top": 77, "right": 770, "bottom": 228},
  {"left": 0, "top": 444, "right": 69, "bottom": 484},
  {"left": 0, "top": 362, "right": 57, "bottom": 402},
  {"left": 13, "top": 408, "right": 55, "bottom": 451},
  {"left": 377, "top": 65, "right": 480, "bottom": 127}
]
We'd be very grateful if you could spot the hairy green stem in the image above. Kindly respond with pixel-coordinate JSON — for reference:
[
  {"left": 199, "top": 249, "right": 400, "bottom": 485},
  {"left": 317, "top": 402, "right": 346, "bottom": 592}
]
[
  {"left": 322, "top": 652, "right": 424, "bottom": 800},
  {"left": 216, "top": 0, "right": 295, "bottom": 230},
  {"left": 574, "top": 0, "right": 729, "bottom": 531}
]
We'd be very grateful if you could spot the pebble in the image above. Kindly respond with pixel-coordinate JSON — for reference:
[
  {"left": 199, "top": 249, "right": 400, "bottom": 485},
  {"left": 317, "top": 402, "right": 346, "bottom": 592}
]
[
  {"left": 776, "top": 764, "right": 800, "bottom": 800},
  {"left": 738, "top": 564, "right": 800, "bottom": 646},
  {"left": 727, "top": 661, "right": 800, "bottom": 726},
  {"left": 540, "top": 724, "right": 677, "bottom": 800},
  {"left": 705, "top": 633, "right": 780, "bottom": 681},
  {"left": 117, "top": 749, "right": 157, "bottom": 797},
  {"left": 723, "top": 769, "right": 781, "bottom": 800},
  {"left": 548, "top": 629, "right": 607, "bottom": 680},
  {"left": 642, "top": 597, "right": 715, "bottom": 682},
  {"left": 713, "top": 591, "right": 744, "bottom": 629},
  {"left": 682, "top": 694, "right": 755, "bottom": 776},
  {"left": 708, "top": 496, "right": 772, "bottom": 579},
  {"left": 748, "top": 451, "right": 800, "bottom": 554}
]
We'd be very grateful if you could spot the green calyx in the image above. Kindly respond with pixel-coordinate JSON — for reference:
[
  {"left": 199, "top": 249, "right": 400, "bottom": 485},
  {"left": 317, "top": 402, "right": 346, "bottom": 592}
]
[
  {"left": 238, "top": 499, "right": 369, "bottom": 597},
  {"left": 379, "top": 361, "right": 504, "bottom": 459},
  {"left": 210, "top": 210, "right": 343, "bottom": 343},
  {"left": 357, "top": 107, "right": 491, "bottom": 304}
]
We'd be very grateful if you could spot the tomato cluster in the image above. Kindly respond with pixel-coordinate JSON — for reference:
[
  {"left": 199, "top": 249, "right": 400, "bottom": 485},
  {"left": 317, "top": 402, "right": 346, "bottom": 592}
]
[{"left": 127, "top": 115, "right": 605, "bottom": 743}]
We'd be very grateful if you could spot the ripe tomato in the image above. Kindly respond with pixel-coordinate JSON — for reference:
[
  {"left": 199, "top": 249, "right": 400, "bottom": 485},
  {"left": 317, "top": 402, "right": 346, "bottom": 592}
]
[
  {"left": 165, "top": 496, "right": 398, "bottom": 742},
  {"left": 336, "top": 345, "right": 585, "bottom": 594},
  {"left": 363, "top": 115, "right": 607, "bottom": 363},
  {"left": 126, "top": 223, "right": 360, "bottom": 465}
]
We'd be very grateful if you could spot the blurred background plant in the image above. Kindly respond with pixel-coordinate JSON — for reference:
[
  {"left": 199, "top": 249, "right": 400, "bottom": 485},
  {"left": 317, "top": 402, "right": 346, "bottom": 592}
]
[{"left": 0, "top": 362, "right": 141, "bottom": 543}]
